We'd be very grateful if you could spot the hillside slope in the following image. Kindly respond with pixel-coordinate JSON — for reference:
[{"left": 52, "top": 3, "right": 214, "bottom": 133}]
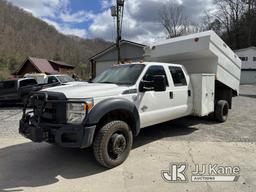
[{"left": 0, "top": 0, "right": 111, "bottom": 79}]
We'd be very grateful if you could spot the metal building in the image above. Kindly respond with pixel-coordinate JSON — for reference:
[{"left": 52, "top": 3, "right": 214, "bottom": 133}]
[
  {"left": 89, "top": 40, "right": 146, "bottom": 78},
  {"left": 235, "top": 47, "right": 256, "bottom": 84}
]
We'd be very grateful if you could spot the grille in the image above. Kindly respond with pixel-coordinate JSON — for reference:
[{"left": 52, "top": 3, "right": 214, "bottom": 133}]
[{"left": 33, "top": 92, "right": 67, "bottom": 124}]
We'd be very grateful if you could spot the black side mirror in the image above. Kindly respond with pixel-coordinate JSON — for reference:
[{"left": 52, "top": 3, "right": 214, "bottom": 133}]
[
  {"left": 139, "top": 80, "right": 153, "bottom": 92},
  {"left": 153, "top": 75, "right": 167, "bottom": 92},
  {"left": 139, "top": 75, "right": 167, "bottom": 92}
]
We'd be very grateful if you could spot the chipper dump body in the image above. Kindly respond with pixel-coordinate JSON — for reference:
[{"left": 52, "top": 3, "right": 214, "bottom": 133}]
[{"left": 144, "top": 30, "right": 242, "bottom": 94}]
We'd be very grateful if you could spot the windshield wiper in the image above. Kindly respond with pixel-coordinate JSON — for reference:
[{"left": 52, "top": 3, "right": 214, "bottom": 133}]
[
  {"left": 98, "top": 81, "right": 117, "bottom": 84},
  {"left": 116, "top": 83, "right": 132, "bottom": 86}
]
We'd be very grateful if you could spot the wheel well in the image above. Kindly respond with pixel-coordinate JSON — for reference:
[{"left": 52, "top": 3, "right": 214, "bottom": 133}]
[
  {"left": 215, "top": 80, "right": 233, "bottom": 109},
  {"left": 96, "top": 109, "right": 137, "bottom": 136}
]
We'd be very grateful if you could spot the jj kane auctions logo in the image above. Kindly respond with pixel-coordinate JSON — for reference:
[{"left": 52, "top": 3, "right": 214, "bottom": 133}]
[{"left": 161, "top": 163, "right": 240, "bottom": 183}]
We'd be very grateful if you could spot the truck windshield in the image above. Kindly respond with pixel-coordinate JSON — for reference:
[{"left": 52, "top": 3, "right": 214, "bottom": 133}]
[
  {"left": 92, "top": 64, "right": 145, "bottom": 86},
  {"left": 26, "top": 76, "right": 45, "bottom": 84}
]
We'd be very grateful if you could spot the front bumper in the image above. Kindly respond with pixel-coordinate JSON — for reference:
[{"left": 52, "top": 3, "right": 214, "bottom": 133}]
[
  {"left": 19, "top": 91, "right": 95, "bottom": 148},
  {"left": 19, "top": 117, "right": 96, "bottom": 148}
]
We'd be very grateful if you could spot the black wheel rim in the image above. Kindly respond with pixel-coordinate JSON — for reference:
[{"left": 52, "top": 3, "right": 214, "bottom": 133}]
[{"left": 107, "top": 131, "right": 127, "bottom": 160}]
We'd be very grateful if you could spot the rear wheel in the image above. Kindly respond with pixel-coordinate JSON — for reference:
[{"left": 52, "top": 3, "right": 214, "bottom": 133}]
[
  {"left": 215, "top": 100, "right": 229, "bottom": 123},
  {"left": 93, "top": 120, "right": 133, "bottom": 168}
]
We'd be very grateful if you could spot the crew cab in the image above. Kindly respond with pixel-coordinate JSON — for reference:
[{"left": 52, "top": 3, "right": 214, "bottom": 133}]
[
  {"left": 19, "top": 31, "right": 241, "bottom": 168},
  {"left": 20, "top": 62, "right": 235, "bottom": 168}
]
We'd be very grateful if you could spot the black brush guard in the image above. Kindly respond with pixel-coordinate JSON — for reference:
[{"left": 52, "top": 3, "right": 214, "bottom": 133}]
[{"left": 19, "top": 92, "right": 96, "bottom": 148}]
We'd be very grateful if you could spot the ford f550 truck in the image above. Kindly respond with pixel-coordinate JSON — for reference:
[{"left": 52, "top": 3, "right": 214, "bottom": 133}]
[{"left": 19, "top": 31, "right": 241, "bottom": 168}]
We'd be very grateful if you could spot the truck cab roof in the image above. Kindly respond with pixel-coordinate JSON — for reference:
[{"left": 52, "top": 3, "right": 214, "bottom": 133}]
[{"left": 118, "top": 62, "right": 183, "bottom": 68}]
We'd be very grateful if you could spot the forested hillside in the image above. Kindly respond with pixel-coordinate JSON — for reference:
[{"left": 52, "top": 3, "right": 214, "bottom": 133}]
[{"left": 0, "top": 0, "right": 111, "bottom": 80}]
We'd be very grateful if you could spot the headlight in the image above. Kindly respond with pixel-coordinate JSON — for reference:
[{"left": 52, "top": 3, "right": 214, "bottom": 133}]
[{"left": 67, "top": 98, "right": 94, "bottom": 124}]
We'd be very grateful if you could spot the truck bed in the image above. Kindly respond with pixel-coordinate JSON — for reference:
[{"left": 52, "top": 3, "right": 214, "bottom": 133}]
[{"left": 144, "top": 31, "right": 242, "bottom": 94}]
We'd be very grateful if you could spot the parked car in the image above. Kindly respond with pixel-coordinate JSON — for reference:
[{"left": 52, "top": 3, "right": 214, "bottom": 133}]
[{"left": 0, "top": 78, "right": 39, "bottom": 105}]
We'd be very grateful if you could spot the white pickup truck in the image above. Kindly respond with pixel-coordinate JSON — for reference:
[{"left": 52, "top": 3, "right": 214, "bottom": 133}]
[
  {"left": 24, "top": 74, "right": 76, "bottom": 85},
  {"left": 19, "top": 31, "right": 241, "bottom": 168}
]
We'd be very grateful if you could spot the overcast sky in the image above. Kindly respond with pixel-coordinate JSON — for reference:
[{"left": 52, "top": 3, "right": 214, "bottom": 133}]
[{"left": 6, "top": 0, "right": 213, "bottom": 44}]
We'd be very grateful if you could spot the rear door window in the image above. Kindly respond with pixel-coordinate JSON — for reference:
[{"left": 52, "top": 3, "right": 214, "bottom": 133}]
[
  {"left": 0, "top": 81, "right": 17, "bottom": 95},
  {"left": 3, "top": 81, "right": 16, "bottom": 89},
  {"left": 169, "top": 66, "right": 187, "bottom": 87}
]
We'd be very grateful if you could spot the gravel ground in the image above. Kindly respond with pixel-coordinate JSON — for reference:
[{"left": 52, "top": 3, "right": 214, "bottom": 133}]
[{"left": 0, "top": 85, "right": 255, "bottom": 192}]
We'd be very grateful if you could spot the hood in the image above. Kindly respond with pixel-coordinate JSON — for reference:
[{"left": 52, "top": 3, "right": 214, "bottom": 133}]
[{"left": 41, "top": 83, "right": 128, "bottom": 99}]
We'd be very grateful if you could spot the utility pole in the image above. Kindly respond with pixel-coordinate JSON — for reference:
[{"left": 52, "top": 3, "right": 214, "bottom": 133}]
[{"left": 111, "top": 0, "right": 125, "bottom": 64}]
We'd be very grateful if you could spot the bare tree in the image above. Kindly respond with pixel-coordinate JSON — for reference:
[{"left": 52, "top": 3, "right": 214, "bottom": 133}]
[
  {"left": 159, "top": 3, "right": 190, "bottom": 38},
  {"left": 196, "top": 12, "right": 222, "bottom": 34},
  {"left": 213, "top": 0, "right": 246, "bottom": 48},
  {"left": 243, "top": 0, "right": 256, "bottom": 46}
]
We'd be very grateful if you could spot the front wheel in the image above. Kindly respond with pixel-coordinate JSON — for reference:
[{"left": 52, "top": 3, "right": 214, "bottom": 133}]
[{"left": 93, "top": 120, "right": 133, "bottom": 168}]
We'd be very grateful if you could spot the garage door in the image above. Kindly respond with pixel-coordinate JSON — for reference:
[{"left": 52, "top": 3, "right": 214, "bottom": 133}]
[{"left": 240, "top": 70, "right": 256, "bottom": 84}]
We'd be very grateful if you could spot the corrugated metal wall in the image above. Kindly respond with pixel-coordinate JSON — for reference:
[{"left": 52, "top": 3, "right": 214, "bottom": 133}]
[{"left": 240, "top": 71, "right": 256, "bottom": 84}]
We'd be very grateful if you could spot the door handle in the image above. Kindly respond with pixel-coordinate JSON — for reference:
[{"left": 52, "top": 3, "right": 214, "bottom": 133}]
[
  {"left": 188, "top": 90, "right": 191, "bottom": 97},
  {"left": 169, "top": 92, "right": 173, "bottom": 99}
]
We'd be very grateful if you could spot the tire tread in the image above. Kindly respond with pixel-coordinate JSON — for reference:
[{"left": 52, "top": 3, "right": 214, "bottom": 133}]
[
  {"left": 93, "top": 120, "right": 132, "bottom": 168},
  {"left": 215, "top": 100, "right": 229, "bottom": 123}
]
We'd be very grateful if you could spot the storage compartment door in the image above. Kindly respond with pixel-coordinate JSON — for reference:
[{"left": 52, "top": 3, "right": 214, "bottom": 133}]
[
  {"left": 191, "top": 74, "right": 215, "bottom": 117},
  {"left": 207, "top": 76, "right": 215, "bottom": 114},
  {"left": 201, "top": 75, "right": 215, "bottom": 116}
]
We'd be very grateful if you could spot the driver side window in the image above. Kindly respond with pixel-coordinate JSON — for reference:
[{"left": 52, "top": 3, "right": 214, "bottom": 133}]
[{"left": 143, "top": 66, "right": 169, "bottom": 86}]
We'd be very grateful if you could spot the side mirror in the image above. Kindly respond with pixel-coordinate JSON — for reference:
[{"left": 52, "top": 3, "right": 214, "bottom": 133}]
[
  {"left": 153, "top": 75, "right": 167, "bottom": 92},
  {"left": 139, "top": 75, "right": 166, "bottom": 92},
  {"left": 139, "top": 80, "right": 153, "bottom": 92}
]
